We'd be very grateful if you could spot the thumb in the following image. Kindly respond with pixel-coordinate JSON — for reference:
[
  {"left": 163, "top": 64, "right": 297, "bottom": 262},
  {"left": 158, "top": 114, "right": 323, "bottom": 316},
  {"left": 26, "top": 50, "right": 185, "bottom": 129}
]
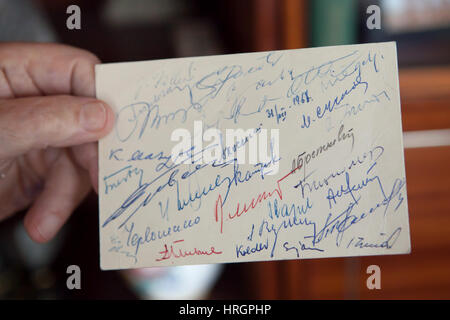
[{"left": 0, "top": 95, "right": 115, "bottom": 159}]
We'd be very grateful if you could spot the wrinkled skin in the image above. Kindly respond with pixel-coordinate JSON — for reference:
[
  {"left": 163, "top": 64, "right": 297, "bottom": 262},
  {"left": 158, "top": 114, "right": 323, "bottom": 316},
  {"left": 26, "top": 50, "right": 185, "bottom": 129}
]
[{"left": 0, "top": 43, "right": 114, "bottom": 243}]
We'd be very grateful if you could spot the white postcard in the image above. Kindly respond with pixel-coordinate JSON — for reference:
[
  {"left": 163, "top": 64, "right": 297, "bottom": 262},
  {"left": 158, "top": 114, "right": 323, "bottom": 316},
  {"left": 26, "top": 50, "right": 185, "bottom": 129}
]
[{"left": 96, "top": 42, "right": 410, "bottom": 270}]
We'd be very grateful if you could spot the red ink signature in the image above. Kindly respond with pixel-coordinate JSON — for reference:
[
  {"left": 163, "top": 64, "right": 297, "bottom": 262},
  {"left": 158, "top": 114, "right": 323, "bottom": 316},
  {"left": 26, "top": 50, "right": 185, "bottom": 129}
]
[
  {"left": 214, "top": 164, "right": 302, "bottom": 233},
  {"left": 155, "top": 239, "right": 223, "bottom": 262}
]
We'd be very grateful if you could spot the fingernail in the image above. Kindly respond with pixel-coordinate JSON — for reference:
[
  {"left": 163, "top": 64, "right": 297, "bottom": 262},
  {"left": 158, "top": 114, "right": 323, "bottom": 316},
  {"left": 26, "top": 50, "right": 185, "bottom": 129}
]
[
  {"left": 80, "top": 101, "right": 107, "bottom": 132},
  {"left": 36, "top": 214, "right": 61, "bottom": 242}
]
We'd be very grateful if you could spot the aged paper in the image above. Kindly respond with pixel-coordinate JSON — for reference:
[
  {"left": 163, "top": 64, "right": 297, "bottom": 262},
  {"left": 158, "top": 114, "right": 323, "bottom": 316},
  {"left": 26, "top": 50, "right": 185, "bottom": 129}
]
[{"left": 96, "top": 42, "right": 410, "bottom": 270}]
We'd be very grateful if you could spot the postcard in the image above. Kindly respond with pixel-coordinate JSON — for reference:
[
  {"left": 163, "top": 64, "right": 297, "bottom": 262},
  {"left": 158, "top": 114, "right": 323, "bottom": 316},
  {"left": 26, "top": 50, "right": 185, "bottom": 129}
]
[{"left": 96, "top": 42, "right": 410, "bottom": 270}]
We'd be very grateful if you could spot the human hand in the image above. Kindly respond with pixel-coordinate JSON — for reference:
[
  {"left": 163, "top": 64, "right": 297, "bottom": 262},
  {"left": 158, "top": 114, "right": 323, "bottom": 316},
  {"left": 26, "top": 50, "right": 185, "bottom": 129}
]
[{"left": 0, "top": 43, "right": 115, "bottom": 243}]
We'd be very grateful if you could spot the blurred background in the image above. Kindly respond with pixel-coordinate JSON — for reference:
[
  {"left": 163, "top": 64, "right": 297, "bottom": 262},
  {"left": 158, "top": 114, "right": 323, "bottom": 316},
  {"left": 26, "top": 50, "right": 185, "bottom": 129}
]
[{"left": 0, "top": 0, "right": 449, "bottom": 299}]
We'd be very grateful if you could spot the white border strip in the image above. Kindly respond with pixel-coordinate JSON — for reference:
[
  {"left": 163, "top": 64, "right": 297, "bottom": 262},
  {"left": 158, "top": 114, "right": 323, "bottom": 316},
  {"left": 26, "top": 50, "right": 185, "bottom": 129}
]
[{"left": 403, "top": 129, "right": 450, "bottom": 149}]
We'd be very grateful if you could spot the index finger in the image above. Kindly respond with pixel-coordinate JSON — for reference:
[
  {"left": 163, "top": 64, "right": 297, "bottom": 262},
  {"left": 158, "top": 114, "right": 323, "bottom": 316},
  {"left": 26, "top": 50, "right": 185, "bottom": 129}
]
[{"left": 0, "top": 42, "right": 100, "bottom": 98}]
